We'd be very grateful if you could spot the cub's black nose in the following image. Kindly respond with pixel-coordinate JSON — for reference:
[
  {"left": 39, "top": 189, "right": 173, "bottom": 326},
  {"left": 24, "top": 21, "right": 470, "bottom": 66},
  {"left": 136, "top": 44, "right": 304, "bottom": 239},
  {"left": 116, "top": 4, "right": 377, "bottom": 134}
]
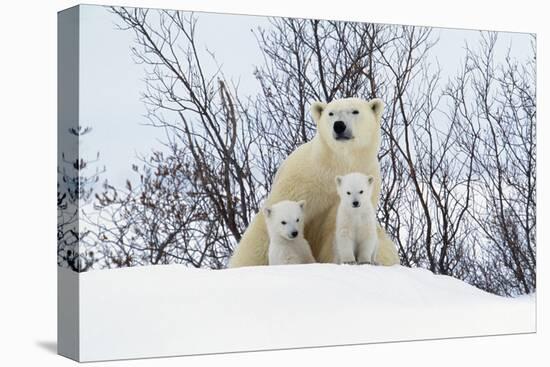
[
  {"left": 291, "top": 230, "right": 298, "bottom": 238},
  {"left": 352, "top": 201, "right": 360, "bottom": 208},
  {"left": 333, "top": 121, "right": 346, "bottom": 134}
]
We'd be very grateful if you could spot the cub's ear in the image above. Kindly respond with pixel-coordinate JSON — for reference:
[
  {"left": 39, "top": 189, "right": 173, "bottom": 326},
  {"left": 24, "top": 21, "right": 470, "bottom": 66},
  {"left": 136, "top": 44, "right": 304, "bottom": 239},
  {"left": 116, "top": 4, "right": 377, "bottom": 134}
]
[
  {"left": 297, "top": 200, "right": 306, "bottom": 211},
  {"left": 368, "top": 98, "right": 385, "bottom": 119},
  {"left": 335, "top": 176, "right": 342, "bottom": 186},
  {"left": 311, "top": 101, "right": 327, "bottom": 124},
  {"left": 263, "top": 207, "right": 272, "bottom": 218},
  {"left": 366, "top": 175, "right": 374, "bottom": 185}
]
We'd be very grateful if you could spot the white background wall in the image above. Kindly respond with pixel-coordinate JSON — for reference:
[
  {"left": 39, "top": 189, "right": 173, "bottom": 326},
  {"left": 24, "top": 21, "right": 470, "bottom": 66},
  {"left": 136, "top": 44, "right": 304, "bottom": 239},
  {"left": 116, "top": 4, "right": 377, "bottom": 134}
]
[{"left": 0, "top": 0, "right": 546, "bottom": 366}]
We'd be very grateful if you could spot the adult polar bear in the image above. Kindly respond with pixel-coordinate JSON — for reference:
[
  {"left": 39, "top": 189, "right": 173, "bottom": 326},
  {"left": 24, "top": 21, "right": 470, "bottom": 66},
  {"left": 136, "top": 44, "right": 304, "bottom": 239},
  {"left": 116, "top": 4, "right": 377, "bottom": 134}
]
[{"left": 229, "top": 97, "right": 399, "bottom": 267}]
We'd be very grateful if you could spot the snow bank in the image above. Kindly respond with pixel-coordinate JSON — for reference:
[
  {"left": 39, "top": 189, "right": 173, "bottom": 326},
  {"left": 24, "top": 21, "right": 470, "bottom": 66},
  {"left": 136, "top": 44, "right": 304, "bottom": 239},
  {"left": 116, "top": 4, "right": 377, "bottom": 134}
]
[{"left": 74, "top": 264, "right": 535, "bottom": 361}]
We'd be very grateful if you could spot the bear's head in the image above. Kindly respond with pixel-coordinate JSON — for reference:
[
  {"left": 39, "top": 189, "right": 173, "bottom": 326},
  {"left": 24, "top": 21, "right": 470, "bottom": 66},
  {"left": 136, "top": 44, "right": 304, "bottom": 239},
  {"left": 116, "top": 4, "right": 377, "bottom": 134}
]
[
  {"left": 335, "top": 172, "right": 375, "bottom": 209},
  {"left": 310, "top": 97, "right": 383, "bottom": 154},
  {"left": 264, "top": 200, "right": 306, "bottom": 241}
]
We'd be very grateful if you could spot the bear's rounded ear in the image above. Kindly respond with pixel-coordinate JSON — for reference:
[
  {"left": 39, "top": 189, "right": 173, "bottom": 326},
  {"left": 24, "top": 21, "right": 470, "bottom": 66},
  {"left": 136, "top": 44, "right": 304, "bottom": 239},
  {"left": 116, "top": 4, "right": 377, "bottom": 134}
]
[
  {"left": 263, "top": 207, "right": 272, "bottom": 218},
  {"left": 298, "top": 200, "right": 306, "bottom": 211},
  {"left": 368, "top": 98, "right": 385, "bottom": 119},
  {"left": 335, "top": 176, "right": 342, "bottom": 186},
  {"left": 310, "top": 101, "right": 327, "bottom": 124},
  {"left": 366, "top": 175, "right": 374, "bottom": 185}
]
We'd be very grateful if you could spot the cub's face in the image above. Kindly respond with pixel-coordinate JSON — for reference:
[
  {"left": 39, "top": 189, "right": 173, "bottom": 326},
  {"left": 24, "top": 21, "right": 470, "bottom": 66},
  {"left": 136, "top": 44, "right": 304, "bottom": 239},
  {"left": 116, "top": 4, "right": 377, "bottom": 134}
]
[
  {"left": 335, "top": 172, "right": 374, "bottom": 209},
  {"left": 310, "top": 98, "right": 383, "bottom": 153},
  {"left": 264, "top": 200, "right": 306, "bottom": 241}
]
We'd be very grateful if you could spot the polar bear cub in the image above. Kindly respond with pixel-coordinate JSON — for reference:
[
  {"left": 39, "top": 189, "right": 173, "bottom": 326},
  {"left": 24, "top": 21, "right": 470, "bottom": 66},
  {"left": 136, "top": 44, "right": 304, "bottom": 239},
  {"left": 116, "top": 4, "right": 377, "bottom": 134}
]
[
  {"left": 334, "top": 172, "right": 379, "bottom": 265},
  {"left": 264, "top": 200, "right": 316, "bottom": 265}
]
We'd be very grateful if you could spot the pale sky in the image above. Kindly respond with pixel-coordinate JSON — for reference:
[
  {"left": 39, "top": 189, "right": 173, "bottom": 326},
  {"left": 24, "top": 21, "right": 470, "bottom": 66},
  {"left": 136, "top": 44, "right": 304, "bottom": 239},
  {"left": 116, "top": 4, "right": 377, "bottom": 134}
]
[{"left": 78, "top": 4, "right": 534, "bottom": 190}]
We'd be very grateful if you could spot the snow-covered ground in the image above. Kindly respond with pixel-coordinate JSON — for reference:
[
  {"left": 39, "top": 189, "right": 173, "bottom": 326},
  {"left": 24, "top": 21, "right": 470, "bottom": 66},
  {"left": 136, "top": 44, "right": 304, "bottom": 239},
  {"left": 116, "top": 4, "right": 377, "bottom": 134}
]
[{"left": 72, "top": 264, "right": 535, "bottom": 361}]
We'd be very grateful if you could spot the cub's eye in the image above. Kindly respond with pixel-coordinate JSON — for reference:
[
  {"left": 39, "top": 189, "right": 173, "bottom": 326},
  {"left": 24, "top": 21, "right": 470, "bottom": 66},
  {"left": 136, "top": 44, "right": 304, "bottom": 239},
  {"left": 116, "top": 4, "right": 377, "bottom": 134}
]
[
  {"left": 281, "top": 221, "right": 287, "bottom": 225},
  {"left": 328, "top": 112, "right": 334, "bottom": 116},
  {"left": 352, "top": 110, "right": 359, "bottom": 115},
  {"left": 359, "top": 190, "right": 364, "bottom": 194},
  {"left": 346, "top": 191, "right": 351, "bottom": 195},
  {"left": 296, "top": 218, "right": 300, "bottom": 223}
]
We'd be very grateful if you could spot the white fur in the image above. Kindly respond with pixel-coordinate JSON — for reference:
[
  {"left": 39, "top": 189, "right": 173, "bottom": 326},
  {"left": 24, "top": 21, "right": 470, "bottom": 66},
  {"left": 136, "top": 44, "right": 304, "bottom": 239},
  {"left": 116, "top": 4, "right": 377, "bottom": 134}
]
[
  {"left": 264, "top": 200, "right": 315, "bottom": 265},
  {"left": 229, "top": 98, "right": 399, "bottom": 268},
  {"left": 334, "top": 173, "right": 379, "bottom": 264}
]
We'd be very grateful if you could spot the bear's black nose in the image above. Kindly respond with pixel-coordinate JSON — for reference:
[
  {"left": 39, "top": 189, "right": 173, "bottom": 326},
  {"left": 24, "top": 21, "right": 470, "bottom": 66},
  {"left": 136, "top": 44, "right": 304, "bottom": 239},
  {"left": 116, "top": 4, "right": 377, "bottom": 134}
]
[
  {"left": 352, "top": 201, "right": 360, "bottom": 208},
  {"left": 333, "top": 121, "right": 346, "bottom": 134},
  {"left": 290, "top": 230, "right": 298, "bottom": 238}
]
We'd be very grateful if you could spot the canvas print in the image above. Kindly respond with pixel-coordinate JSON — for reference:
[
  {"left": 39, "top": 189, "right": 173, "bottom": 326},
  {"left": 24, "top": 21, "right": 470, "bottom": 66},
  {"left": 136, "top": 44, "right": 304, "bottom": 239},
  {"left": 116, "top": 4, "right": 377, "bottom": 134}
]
[{"left": 57, "top": 4, "right": 536, "bottom": 362}]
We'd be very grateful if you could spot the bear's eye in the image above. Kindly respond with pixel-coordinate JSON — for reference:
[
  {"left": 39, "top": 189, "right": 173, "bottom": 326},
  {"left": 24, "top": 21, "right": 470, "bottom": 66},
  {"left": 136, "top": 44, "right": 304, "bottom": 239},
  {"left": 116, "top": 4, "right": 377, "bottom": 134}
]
[
  {"left": 296, "top": 218, "right": 300, "bottom": 223},
  {"left": 359, "top": 190, "right": 364, "bottom": 194},
  {"left": 328, "top": 112, "right": 334, "bottom": 116},
  {"left": 281, "top": 221, "right": 287, "bottom": 225},
  {"left": 346, "top": 191, "right": 351, "bottom": 195},
  {"left": 352, "top": 110, "right": 359, "bottom": 115}
]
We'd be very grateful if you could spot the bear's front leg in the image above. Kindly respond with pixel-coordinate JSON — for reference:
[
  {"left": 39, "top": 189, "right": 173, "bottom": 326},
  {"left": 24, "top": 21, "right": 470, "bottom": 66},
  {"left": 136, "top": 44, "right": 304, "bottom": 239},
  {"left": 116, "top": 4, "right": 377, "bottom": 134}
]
[
  {"left": 335, "top": 235, "right": 356, "bottom": 264},
  {"left": 357, "top": 232, "right": 378, "bottom": 265}
]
